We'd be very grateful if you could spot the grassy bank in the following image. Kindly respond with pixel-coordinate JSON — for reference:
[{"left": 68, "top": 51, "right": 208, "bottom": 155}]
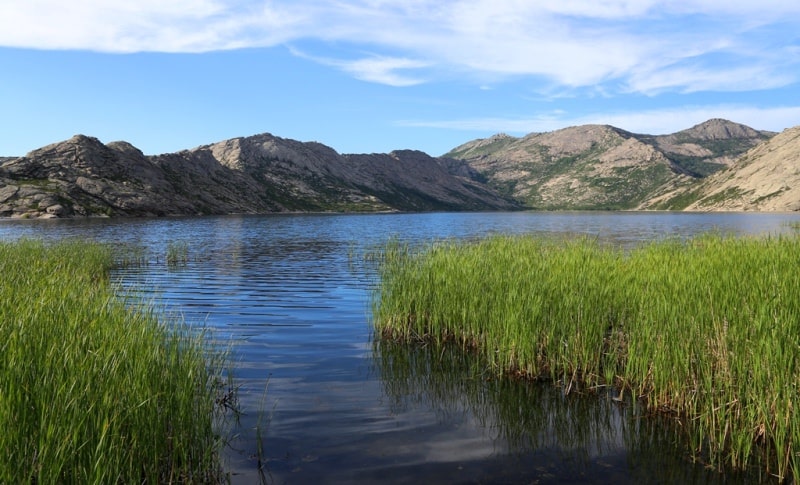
[
  {"left": 0, "top": 240, "right": 228, "bottom": 483},
  {"left": 372, "top": 234, "right": 800, "bottom": 481}
]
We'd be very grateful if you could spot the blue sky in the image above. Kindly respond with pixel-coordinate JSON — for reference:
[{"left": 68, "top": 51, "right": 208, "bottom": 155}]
[{"left": 2, "top": 1, "right": 800, "bottom": 157}]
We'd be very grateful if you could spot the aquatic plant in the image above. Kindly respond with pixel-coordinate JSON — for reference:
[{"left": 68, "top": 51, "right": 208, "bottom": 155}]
[
  {"left": 166, "top": 240, "right": 190, "bottom": 267},
  {"left": 0, "top": 239, "right": 229, "bottom": 484},
  {"left": 112, "top": 242, "right": 148, "bottom": 268},
  {"left": 372, "top": 233, "right": 800, "bottom": 481}
]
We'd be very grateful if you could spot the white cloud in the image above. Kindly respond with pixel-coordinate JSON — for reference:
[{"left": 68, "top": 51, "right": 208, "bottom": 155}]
[
  {"left": 337, "top": 57, "right": 430, "bottom": 87},
  {"left": 627, "top": 64, "right": 797, "bottom": 95},
  {"left": 0, "top": 0, "right": 798, "bottom": 92},
  {"left": 288, "top": 47, "right": 430, "bottom": 87},
  {"left": 0, "top": 0, "right": 305, "bottom": 52},
  {"left": 590, "top": 106, "right": 800, "bottom": 134},
  {"left": 662, "top": 0, "right": 800, "bottom": 18},
  {"left": 533, "top": 0, "right": 658, "bottom": 18},
  {"left": 397, "top": 105, "right": 800, "bottom": 135}
]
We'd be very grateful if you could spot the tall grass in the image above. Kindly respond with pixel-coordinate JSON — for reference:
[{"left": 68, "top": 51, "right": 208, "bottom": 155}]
[
  {"left": 0, "top": 239, "right": 229, "bottom": 483},
  {"left": 373, "top": 233, "right": 800, "bottom": 481},
  {"left": 166, "top": 240, "right": 190, "bottom": 267}
]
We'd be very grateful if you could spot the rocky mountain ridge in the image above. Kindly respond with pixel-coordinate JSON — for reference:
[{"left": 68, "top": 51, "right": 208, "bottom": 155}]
[
  {"left": 1, "top": 119, "right": 797, "bottom": 218},
  {"left": 0, "top": 134, "right": 519, "bottom": 218},
  {"left": 640, "top": 118, "right": 776, "bottom": 177},
  {"left": 445, "top": 119, "right": 778, "bottom": 210}
]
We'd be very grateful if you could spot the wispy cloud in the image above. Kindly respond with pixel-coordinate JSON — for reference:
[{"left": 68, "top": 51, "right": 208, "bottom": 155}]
[
  {"left": 397, "top": 105, "right": 800, "bottom": 135},
  {"left": 1, "top": 1, "right": 798, "bottom": 93},
  {"left": 289, "top": 47, "right": 430, "bottom": 87},
  {"left": 338, "top": 57, "right": 430, "bottom": 87},
  {"left": 627, "top": 64, "right": 797, "bottom": 95}
]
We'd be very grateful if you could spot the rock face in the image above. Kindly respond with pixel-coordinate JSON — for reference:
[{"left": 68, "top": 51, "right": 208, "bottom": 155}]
[
  {"left": 0, "top": 134, "right": 520, "bottom": 218},
  {"left": 649, "top": 126, "right": 800, "bottom": 211},
  {"left": 445, "top": 119, "right": 778, "bottom": 210}
]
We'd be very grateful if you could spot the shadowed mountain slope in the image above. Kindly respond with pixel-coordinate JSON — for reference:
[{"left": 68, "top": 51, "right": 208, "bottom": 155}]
[{"left": 0, "top": 133, "right": 519, "bottom": 218}]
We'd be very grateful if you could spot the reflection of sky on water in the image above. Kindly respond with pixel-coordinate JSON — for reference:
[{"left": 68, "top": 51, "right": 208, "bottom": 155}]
[{"left": 0, "top": 212, "right": 795, "bottom": 484}]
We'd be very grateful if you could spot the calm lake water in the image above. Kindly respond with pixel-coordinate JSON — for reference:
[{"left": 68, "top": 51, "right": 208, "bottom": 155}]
[{"left": 2, "top": 211, "right": 799, "bottom": 484}]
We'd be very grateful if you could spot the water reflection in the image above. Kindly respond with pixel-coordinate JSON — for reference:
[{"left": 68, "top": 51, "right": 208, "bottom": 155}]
[{"left": 374, "top": 341, "right": 772, "bottom": 484}]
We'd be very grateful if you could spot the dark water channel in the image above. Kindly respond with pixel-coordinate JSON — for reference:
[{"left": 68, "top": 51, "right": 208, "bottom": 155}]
[{"left": 2, "top": 212, "right": 799, "bottom": 484}]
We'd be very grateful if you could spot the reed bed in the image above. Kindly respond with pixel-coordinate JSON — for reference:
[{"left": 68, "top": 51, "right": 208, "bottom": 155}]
[
  {"left": 372, "top": 233, "right": 800, "bottom": 481},
  {"left": 0, "top": 239, "right": 228, "bottom": 484}
]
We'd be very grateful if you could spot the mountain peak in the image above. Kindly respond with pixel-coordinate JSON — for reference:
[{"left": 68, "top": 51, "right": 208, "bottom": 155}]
[{"left": 673, "top": 119, "right": 763, "bottom": 140}]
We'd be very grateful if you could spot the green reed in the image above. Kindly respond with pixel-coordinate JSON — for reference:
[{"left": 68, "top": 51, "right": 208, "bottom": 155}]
[
  {"left": 372, "top": 233, "right": 800, "bottom": 481},
  {"left": 166, "top": 240, "right": 190, "bottom": 267},
  {"left": 0, "top": 239, "right": 228, "bottom": 484}
]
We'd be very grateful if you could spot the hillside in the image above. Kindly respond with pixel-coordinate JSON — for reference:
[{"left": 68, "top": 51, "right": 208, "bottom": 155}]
[
  {"left": 646, "top": 126, "right": 800, "bottom": 211},
  {"left": 447, "top": 124, "right": 684, "bottom": 210},
  {"left": 639, "top": 118, "right": 775, "bottom": 177},
  {"left": 445, "top": 119, "right": 776, "bottom": 210},
  {"left": 0, "top": 134, "right": 519, "bottom": 218}
]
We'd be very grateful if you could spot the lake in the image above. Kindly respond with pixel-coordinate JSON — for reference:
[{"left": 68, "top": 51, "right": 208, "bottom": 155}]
[{"left": 2, "top": 211, "right": 798, "bottom": 484}]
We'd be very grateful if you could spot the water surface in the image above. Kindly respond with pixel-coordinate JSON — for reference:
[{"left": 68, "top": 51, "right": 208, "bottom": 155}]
[{"left": 2, "top": 211, "right": 798, "bottom": 483}]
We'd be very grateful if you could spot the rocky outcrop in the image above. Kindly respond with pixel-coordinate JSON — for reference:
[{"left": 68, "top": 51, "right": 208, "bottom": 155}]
[
  {"left": 0, "top": 135, "right": 257, "bottom": 218},
  {"left": 0, "top": 133, "right": 520, "bottom": 218}
]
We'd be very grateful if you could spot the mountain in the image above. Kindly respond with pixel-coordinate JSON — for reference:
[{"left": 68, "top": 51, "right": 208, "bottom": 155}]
[
  {"left": 444, "top": 119, "right": 777, "bottom": 210},
  {"left": 0, "top": 134, "right": 519, "bottom": 218},
  {"left": 645, "top": 126, "right": 800, "bottom": 211},
  {"left": 446, "top": 124, "right": 684, "bottom": 210},
  {"left": 638, "top": 118, "right": 775, "bottom": 177},
  {"left": 1, "top": 119, "right": 795, "bottom": 218}
]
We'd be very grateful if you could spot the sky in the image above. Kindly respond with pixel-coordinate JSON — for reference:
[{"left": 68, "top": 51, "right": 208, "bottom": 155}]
[{"left": 1, "top": 0, "right": 800, "bottom": 157}]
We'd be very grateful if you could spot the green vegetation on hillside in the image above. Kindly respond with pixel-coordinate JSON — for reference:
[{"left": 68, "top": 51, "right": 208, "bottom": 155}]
[
  {"left": 648, "top": 188, "right": 704, "bottom": 210},
  {"left": 0, "top": 240, "right": 229, "bottom": 484},
  {"left": 641, "top": 131, "right": 769, "bottom": 178},
  {"left": 664, "top": 154, "right": 727, "bottom": 177},
  {"left": 443, "top": 135, "right": 517, "bottom": 160},
  {"left": 373, "top": 234, "right": 800, "bottom": 480}
]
